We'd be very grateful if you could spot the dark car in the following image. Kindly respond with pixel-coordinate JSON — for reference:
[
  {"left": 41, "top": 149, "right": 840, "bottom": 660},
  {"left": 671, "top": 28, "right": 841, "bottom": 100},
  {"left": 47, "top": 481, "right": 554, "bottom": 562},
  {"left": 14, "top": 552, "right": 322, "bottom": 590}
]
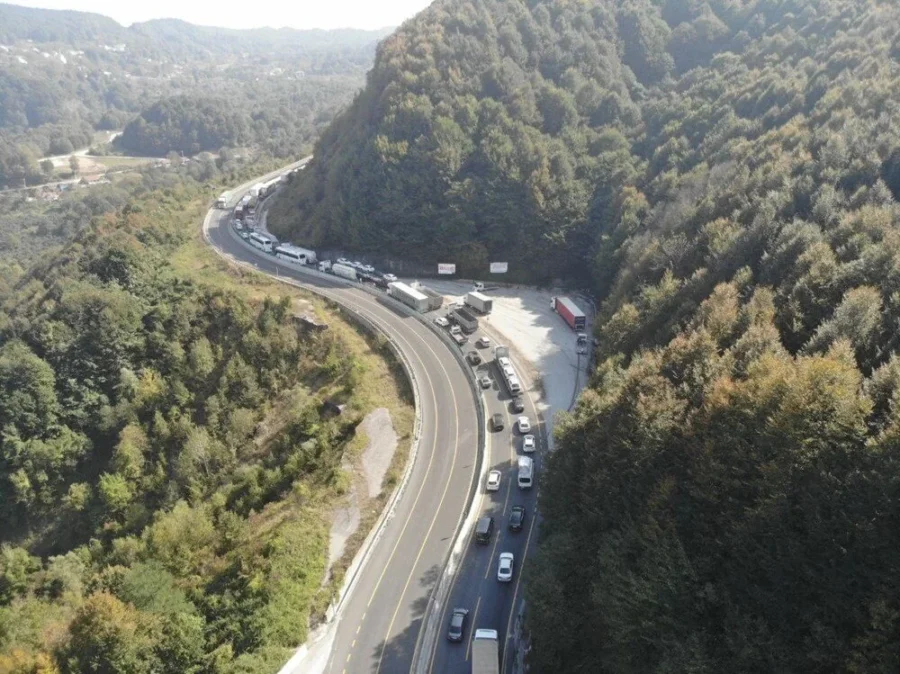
[
  {"left": 509, "top": 505, "right": 526, "bottom": 532},
  {"left": 491, "top": 413, "right": 504, "bottom": 431},
  {"left": 466, "top": 351, "right": 482, "bottom": 365},
  {"left": 475, "top": 515, "right": 494, "bottom": 543},
  {"left": 447, "top": 607, "right": 469, "bottom": 642},
  {"left": 511, "top": 397, "right": 525, "bottom": 414}
]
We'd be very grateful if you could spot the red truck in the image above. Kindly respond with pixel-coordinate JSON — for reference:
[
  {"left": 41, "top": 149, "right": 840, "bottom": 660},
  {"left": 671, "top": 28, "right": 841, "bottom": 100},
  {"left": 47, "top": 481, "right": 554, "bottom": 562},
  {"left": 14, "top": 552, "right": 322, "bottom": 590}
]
[{"left": 552, "top": 296, "right": 586, "bottom": 331}]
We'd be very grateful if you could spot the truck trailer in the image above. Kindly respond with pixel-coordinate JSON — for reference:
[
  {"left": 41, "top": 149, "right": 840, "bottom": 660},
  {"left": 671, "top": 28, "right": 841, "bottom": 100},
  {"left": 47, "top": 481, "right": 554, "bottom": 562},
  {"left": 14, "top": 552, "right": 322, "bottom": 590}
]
[
  {"left": 331, "top": 263, "right": 358, "bottom": 281},
  {"left": 553, "top": 296, "right": 586, "bottom": 330},
  {"left": 451, "top": 307, "right": 479, "bottom": 334},
  {"left": 471, "top": 629, "right": 499, "bottom": 674},
  {"left": 387, "top": 282, "right": 430, "bottom": 313},
  {"left": 413, "top": 283, "right": 444, "bottom": 311},
  {"left": 465, "top": 291, "right": 493, "bottom": 314}
]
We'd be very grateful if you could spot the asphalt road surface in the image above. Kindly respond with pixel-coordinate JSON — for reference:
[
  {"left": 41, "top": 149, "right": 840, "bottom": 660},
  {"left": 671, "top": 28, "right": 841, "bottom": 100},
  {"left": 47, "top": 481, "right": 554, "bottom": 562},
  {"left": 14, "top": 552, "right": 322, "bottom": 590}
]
[
  {"left": 428, "top": 337, "right": 545, "bottom": 674},
  {"left": 204, "top": 199, "right": 481, "bottom": 673}
]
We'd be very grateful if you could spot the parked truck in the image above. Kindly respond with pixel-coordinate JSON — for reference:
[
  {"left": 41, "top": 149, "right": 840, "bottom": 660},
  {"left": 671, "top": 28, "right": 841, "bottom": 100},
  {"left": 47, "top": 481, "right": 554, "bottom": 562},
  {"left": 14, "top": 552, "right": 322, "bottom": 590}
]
[
  {"left": 388, "top": 281, "right": 430, "bottom": 313},
  {"left": 552, "top": 296, "right": 586, "bottom": 330},
  {"left": 331, "top": 263, "right": 358, "bottom": 281},
  {"left": 465, "top": 291, "right": 493, "bottom": 314},
  {"left": 451, "top": 307, "right": 479, "bottom": 334},
  {"left": 472, "top": 629, "right": 499, "bottom": 674}
]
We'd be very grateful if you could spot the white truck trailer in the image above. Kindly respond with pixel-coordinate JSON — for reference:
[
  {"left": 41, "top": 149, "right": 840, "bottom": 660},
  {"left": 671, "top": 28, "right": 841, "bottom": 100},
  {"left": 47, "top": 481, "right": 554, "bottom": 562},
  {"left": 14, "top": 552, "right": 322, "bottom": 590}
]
[
  {"left": 465, "top": 291, "right": 493, "bottom": 314},
  {"left": 412, "top": 282, "right": 444, "bottom": 310},
  {"left": 472, "top": 629, "right": 499, "bottom": 674},
  {"left": 388, "top": 281, "right": 430, "bottom": 313},
  {"left": 331, "top": 263, "right": 358, "bottom": 281}
]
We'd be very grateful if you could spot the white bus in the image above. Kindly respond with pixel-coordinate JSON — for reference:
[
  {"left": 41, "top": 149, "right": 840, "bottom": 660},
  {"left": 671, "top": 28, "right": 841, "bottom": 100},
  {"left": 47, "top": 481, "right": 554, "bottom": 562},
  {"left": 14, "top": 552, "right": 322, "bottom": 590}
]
[
  {"left": 249, "top": 232, "right": 273, "bottom": 253},
  {"left": 274, "top": 244, "right": 317, "bottom": 266},
  {"left": 495, "top": 347, "right": 522, "bottom": 395}
]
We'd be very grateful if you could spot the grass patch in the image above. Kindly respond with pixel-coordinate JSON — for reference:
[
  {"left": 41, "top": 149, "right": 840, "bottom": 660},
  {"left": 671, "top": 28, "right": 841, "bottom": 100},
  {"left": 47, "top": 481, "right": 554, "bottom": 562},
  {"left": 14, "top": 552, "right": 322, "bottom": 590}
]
[{"left": 92, "top": 155, "right": 156, "bottom": 169}]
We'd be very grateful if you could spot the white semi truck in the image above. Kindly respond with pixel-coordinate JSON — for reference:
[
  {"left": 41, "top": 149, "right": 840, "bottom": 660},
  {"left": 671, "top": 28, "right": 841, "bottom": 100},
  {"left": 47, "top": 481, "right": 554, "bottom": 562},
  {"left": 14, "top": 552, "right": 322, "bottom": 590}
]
[
  {"left": 388, "top": 281, "right": 430, "bottom": 313},
  {"left": 472, "top": 629, "right": 499, "bottom": 674},
  {"left": 465, "top": 291, "right": 493, "bottom": 314},
  {"left": 331, "top": 263, "right": 358, "bottom": 281}
]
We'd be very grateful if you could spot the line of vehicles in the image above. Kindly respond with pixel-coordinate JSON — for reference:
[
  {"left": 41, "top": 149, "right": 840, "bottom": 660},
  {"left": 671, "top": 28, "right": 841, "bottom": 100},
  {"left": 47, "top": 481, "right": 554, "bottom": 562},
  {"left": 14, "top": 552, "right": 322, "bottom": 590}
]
[{"left": 448, "top": 340, "right": 535, "bottom": 674}]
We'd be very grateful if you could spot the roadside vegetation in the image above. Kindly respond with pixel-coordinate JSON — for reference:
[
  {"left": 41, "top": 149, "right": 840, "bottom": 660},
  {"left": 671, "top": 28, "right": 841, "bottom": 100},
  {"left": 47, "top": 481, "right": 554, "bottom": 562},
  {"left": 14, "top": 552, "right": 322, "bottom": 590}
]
[
  {"left": 266, "top": 0, "right": 900, "bottom": 670},
  {"left": 0, "top": 171, "right": 413, "bottom": 673}
]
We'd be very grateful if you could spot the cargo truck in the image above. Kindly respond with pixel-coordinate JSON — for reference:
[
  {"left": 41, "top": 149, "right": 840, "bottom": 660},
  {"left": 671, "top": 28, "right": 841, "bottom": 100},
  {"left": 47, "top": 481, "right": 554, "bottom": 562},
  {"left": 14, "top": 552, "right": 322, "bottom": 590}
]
[
  {"left": 388, "top": 282, "right": 430, "bottom": 313},
  {"left": 413, "top": 283, "right": 444, "bottom": 311},
  {"left": 331, "top": 263, "right": 358, "bottom": 281},
  {"left": 451, "top": 307, "right": 479, "bottom": 334},
  {"left": 471, "top": 629, "right": 499, "bottom": 674},
  {"left": 215, "top": 193, "right": 229, "bottom": 208},
  {"left": 318, "top": 260, "right": 332, "bottom": 272},
  {"left": 465, "top": 291, "right": 493, "bottom": 314},
  {"left": 552, "top": 296, "right": 586, "bottom": 330}
]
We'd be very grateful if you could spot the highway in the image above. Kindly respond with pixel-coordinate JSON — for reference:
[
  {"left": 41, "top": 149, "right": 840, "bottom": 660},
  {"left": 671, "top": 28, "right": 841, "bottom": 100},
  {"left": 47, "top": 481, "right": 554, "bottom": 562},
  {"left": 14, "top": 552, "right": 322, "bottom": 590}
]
[
  {"left": 427, "top": 337, "right": 545, "bottom": 674},
  {"left": 203, "top": 182, "right": 483, "bottom": 673}
]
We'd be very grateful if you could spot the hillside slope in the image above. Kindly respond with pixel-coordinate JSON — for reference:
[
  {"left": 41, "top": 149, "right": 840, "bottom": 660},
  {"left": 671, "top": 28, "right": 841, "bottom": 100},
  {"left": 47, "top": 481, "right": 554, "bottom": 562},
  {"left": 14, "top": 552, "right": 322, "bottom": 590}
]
[
  {"left": 271, "top": 0, "right": 900, "bottom": 671},
  {"left": 0, "top": 2, "right": 389, "bottom": 186}
]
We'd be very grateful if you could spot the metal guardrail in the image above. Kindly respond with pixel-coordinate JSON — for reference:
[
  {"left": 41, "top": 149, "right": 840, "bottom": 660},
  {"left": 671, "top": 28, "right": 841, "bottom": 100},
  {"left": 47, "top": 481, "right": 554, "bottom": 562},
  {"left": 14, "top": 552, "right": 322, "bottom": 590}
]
[{"left": 208, "top": 203, "right": 487, "bottom": 672}]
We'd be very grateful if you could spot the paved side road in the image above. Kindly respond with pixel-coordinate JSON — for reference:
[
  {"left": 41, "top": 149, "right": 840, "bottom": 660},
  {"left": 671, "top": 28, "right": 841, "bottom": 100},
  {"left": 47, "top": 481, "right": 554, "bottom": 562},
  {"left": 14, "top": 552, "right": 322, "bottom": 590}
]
[{"left": 205, "top": 201, "right": 483, "bottom": 674}]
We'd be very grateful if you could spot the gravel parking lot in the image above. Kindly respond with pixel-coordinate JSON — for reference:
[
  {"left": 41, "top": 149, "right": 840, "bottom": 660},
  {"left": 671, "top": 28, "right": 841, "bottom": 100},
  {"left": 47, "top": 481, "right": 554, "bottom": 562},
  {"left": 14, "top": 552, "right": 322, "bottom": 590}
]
[{"left": 419, "top": 279, "right": 592, "bottom": 447}]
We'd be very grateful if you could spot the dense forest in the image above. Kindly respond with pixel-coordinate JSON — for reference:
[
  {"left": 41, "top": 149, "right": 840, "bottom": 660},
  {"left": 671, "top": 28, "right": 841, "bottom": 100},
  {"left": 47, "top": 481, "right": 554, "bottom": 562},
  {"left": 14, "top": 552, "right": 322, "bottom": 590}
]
[
  {"left": 0, "top": 170, "right": 406, "bottom": 672},
  {"left": 268, "top": 0, "right": 900, "bottom": 670},
  {"left": 0, "top": 3, "right": 388, "bottom": 186}
]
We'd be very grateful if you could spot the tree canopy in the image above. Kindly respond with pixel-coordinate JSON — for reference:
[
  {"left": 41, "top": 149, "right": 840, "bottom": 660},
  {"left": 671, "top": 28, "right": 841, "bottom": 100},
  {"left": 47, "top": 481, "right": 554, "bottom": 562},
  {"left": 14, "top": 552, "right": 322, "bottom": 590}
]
[
  {"left": 266, "top": 0, "right": 900, "bottom": 669},
  {"left": 0, "top": 174, "right": 399, "bottom": 673}
]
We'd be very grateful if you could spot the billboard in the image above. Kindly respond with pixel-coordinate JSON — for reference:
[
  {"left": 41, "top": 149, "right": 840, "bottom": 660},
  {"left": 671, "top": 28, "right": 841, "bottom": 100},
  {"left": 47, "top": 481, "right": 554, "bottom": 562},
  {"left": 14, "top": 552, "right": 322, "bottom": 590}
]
[
  {"left": 490, "top": 262, "right": 509, "bottom": 274},
  {"left": 438, "top": 263, "right": 456, "bottom": 275}
]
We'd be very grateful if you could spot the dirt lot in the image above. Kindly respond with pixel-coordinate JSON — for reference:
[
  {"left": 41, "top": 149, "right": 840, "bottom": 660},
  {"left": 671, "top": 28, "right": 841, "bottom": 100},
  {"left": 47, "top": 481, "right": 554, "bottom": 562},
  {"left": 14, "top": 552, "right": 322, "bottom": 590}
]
[{"left": 420, "top": 279, "right": 592, "bottom": 448}]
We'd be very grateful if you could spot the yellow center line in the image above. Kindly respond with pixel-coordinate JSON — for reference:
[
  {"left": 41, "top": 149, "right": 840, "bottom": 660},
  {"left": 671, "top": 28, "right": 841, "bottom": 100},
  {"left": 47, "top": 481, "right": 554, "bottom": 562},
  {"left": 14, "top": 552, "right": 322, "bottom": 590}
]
[
  {"left": 374, "top": 331, "right": 464, "bottom": 673},
  {"left": 465, "top": 596, "right": 482, "bottom": 662},
  {"left": 426, "top": 386, "right": 492, "bottom": 672}
]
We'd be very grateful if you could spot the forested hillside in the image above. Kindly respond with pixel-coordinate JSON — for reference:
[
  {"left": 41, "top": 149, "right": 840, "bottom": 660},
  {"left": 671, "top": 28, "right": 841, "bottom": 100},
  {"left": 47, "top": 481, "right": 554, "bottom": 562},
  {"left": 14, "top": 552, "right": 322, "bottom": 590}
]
[
  {"left": 0, "top": 178, "right": 409, "bottom": 672},
  {"left": 269, "top": 0, "right": 900, "bottom": 670},
  {"left": 0, "top": 3, "right": 389, "bottom": 186}
]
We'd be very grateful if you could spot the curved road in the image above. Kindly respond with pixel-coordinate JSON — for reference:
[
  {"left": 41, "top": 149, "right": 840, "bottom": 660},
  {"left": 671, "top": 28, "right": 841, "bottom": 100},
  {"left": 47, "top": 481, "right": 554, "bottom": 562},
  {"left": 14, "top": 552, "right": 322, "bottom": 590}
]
[
  {"left": 428, "top": 346, "right": 545, "bottom": 674},
  {"left": 203, "top": 185, "right": 482, "bottom": 673}
]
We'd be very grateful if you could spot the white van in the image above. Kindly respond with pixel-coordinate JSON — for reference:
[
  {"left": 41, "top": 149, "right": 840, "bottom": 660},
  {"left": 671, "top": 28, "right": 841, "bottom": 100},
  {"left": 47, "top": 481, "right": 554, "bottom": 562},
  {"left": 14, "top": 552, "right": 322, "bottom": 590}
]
[{"left": 517, "top": 456, "right": 533, "bottom": 489}]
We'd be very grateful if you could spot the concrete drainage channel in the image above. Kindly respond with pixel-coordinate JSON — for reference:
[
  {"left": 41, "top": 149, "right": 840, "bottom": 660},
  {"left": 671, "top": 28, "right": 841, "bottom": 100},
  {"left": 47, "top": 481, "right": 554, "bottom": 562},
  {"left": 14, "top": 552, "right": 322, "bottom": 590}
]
[{"left": 204, "top": 208, "right": 487, "bottom": 673}]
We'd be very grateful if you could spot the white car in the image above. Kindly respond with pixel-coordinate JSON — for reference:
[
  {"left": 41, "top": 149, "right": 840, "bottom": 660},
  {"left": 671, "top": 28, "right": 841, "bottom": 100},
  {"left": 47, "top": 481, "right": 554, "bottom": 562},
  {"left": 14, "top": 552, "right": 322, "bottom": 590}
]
[
  {"left": 486, "top": 470, "right": 502, "bottom": 492},
  {"left": 497, "top": 552, "right": 514, "bottom": 582},
  {"left": 337, "top": 257, "right": 350, "bottom": 265},
  {"left": 476, "top": 337, "right": 491, "bottom": 348},
  {"left": 434, "top": 316, "right": 449, "bottom": 327},
  {"left": 522, "top": 435, "right": 536, "bottom": 453},
  {"left": 384, "top": 273, "right": 398, "bottom": 282},
  {"left": 517, "top": 416, "right": 531, "bottom": 433}
]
